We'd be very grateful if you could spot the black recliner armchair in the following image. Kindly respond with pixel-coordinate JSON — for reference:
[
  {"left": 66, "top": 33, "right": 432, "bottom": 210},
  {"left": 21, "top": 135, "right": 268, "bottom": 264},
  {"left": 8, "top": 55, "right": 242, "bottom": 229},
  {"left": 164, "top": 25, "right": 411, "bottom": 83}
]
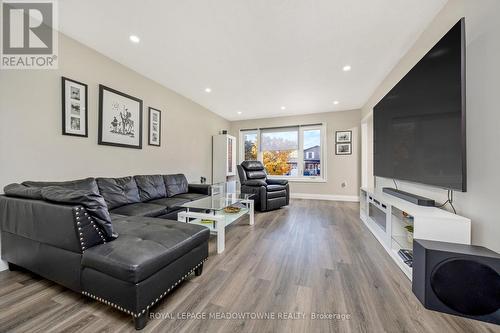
[{"left": 237, "top": 161, "right": 290, "bottom": 211}]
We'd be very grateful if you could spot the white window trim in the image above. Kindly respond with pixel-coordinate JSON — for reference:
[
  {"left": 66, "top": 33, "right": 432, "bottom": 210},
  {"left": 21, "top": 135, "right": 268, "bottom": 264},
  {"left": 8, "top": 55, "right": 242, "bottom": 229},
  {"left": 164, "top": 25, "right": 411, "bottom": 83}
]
[{"left": 239, "top": 124, "right": 327, "bottom": 182}]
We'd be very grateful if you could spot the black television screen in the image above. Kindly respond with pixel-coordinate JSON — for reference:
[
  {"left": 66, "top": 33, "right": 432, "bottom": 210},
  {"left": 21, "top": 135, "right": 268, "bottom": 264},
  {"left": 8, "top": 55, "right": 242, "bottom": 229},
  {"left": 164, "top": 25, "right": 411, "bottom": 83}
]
[{"left": 374, "top": 19, "right": 466, "bottom": 192}]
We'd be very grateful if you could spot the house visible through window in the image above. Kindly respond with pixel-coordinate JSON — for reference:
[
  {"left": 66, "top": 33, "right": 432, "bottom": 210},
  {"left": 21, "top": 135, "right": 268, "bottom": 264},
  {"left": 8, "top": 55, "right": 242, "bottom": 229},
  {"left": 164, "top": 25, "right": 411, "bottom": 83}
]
[
  {"left": 302, "top": 128, "right": 321, "bottom": 176},
  {"left": 239, "top": 124, "right": 325, "bottom": 180}
]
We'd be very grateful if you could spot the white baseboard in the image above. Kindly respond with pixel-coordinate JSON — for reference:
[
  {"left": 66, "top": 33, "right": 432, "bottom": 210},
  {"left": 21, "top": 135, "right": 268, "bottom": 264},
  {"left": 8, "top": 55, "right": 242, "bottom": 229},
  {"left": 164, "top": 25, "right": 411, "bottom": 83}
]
[
  {"left": 0, "top": 237, "right": 6, "bottom": 271},
  {"left": 0, "top": 260, "right": 8, "bottom": 272},
  {"left": 291, "top": 193, "right": 360, "bottom": 202}
]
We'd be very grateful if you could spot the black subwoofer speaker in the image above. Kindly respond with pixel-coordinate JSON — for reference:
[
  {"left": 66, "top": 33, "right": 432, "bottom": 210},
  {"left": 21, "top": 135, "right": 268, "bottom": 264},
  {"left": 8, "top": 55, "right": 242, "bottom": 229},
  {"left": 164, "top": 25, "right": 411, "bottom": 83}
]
[{"left": 412, "top": 239, "right": 500, "bottom": 325}]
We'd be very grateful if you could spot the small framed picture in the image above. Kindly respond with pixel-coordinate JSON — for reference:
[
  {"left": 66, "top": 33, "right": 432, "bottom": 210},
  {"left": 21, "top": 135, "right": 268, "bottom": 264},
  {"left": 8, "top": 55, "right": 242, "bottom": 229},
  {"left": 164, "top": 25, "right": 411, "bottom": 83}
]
[
  {"left": 148, "top": 107, "right": 161, "bottom": 146},
  {"left": 336, "top": 143, "right": 352, "bottom": 155},
  {"left": 62, "top": 77, "right": 88, "bottom": 137},
  {"left": 336, "top": 130, "right": 352, "bottom": 143},
  {"left": 98, "top": 85, "right": 143, "bottom": 149}
]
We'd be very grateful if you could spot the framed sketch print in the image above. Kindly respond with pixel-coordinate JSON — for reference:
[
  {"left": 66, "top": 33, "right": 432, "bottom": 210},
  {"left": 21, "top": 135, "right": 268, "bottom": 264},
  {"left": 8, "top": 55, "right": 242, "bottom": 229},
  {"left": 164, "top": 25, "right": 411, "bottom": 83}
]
[
  {"left": 62, "top": 77, "right": 88, "bottom": 137},
  {"left": 335, "top": 130, "right": 352, "bottom": 143},
  {"left": 148, "top": 107, "right": 161, "bottom": 146},
  {"left": 336, "top": 143, "right": 352, "bottom": 155},
  {"left": 98, "top": 85, "right": 143, "bottom": 149}
]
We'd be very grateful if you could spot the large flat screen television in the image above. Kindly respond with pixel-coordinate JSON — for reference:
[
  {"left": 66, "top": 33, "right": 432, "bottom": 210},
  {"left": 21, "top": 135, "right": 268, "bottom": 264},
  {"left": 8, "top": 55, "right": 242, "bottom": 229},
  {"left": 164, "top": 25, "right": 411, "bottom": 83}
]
[{"left": 374, "top": 18, "right": 466, "bottom": 192}]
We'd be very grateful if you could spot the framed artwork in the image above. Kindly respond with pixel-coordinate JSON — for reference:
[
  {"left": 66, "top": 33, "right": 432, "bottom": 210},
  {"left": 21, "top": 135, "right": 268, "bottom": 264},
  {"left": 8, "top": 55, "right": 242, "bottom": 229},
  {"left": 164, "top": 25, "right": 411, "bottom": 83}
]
[
  {"left": 62, "top": 77, "right": 88, "bottom": 137},
  {"left": 148, "top": 107, "right": 161, "bottom": 146},
  {"left": 98, "top": 85, "right": 143, "bottom": 149},
  {"left": 336, "top": 130, "right": 352, "bottom": 143},
  {"left": 336, "top": 143, "right": 352, "bottom": 155}
]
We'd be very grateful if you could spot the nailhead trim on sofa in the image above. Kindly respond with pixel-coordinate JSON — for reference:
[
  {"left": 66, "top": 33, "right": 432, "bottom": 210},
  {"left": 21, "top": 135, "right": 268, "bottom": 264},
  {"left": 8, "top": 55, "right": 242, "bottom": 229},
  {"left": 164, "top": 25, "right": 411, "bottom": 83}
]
[
  {"left": 81, "top": 258, "right": 208, "bottom": 317},
  {"left": 73, "top": 206, "right": 107, "bottom": 252}
]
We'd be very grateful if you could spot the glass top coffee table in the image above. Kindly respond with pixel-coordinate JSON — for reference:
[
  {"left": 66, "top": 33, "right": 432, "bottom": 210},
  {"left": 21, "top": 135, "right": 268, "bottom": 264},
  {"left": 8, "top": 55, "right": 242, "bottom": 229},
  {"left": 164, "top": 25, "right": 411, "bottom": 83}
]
[{"left": 177, "top": 193, "right": 254, "bottom": 254}]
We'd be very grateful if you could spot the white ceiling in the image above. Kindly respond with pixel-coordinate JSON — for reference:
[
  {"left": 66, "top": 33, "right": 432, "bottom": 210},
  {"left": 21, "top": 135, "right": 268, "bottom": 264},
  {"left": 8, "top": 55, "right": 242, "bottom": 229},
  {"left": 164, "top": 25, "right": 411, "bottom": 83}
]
[{"left": 59, "top": 0, "right": 447, "bottom": 121}]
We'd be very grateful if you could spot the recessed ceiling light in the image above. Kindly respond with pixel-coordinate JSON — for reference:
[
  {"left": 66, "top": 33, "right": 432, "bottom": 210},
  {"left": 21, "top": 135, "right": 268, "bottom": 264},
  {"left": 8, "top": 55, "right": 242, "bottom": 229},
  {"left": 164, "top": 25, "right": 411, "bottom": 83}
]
[
  {"left": 237, "top": 111, "right": 242, "bottom": 115},
  {"left": 342, "top": 65, "right": 351, "bottom": 72},
  {"left": 333, "top": 100, "right": 339, "bottom": 105},
  {"left": 281, "top": 106, "right": 286, "bottom": 110},
  {"left": 129, "top": 35, "right": 140, "bottom": 43},
  {"left": 205, "top": 88, "right": 212, "bottom": 93}
]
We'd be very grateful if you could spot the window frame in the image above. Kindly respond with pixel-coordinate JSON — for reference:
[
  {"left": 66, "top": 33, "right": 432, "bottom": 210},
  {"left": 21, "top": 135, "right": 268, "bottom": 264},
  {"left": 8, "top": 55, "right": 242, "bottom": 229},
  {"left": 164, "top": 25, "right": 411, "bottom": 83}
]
[{"left": 239, "top": 123, "right": 327, "bottom": 183}]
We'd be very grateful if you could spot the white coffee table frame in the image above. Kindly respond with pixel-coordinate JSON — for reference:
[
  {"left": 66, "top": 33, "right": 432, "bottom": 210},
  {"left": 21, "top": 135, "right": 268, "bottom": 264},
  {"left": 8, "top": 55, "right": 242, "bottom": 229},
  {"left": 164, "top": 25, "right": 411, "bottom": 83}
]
[{"left": 177, "top": 198, "right": 254, "bottom": 254}]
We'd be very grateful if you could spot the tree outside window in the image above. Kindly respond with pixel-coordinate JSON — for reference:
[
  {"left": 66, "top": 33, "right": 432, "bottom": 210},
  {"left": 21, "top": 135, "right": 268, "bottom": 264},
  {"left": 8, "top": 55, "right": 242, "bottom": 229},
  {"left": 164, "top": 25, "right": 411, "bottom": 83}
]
[
  {"left": 243, "top": 132, "right": 258, "bottom": 160},
  {"left": 261, "top": 130, "right": 298, "bottom": 176}
]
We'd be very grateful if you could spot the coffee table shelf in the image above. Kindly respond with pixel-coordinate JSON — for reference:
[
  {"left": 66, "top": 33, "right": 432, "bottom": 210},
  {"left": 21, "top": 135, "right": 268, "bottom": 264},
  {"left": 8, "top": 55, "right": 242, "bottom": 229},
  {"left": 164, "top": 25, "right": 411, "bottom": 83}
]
[
  {"left": 183, "top": 207, "right": 250, "bottom": 233},
  {"left": 177, "top": 194, "right": 254, "bottom": 254}
]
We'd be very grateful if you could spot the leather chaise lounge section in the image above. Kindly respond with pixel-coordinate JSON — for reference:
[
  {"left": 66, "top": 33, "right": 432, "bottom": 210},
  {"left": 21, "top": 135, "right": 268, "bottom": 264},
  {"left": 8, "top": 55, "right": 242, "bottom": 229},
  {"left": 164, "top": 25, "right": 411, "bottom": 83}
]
[{"left": 0, "top": 174, "right": 211, "bottom": 330}]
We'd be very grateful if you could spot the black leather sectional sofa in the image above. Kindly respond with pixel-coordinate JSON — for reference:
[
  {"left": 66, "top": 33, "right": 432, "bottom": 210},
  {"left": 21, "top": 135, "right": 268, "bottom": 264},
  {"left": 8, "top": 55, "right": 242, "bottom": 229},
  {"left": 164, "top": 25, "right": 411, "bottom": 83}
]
[{"left": 0, "top": 174, "right": 211, "bottom": 330}]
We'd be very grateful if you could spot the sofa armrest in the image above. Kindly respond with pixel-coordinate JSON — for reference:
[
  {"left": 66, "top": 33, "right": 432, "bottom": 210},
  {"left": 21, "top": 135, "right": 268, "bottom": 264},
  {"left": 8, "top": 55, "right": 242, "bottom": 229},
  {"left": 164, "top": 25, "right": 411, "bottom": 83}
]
[
  {"left": 188, "top": 184, "right": 211, "bottom": 196},
  {"left": 1, "top": 196, "right": 81, "bottom": 252},
  {"left": 266, "top": 178, "right": 288, "bottom": 185},
  {"left": 0, "top": 196, "right": 104, "bottom": 253},
  {"left": 241, "top": 185, "right": 268, "bottom": 210},
  {"left": 41, "top": 186, "right": 115, "bottom": 240},
  {"left": 243, "top": 179, "right": 267, "bottom": 187}
]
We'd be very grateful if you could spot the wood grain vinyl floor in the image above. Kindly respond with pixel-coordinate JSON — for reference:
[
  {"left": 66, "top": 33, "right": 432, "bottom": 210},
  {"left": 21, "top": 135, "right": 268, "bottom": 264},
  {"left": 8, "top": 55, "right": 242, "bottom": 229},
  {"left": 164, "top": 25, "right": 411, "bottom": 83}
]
[{"left": 0, "top": 200, "right": 498, "bottom": 333}]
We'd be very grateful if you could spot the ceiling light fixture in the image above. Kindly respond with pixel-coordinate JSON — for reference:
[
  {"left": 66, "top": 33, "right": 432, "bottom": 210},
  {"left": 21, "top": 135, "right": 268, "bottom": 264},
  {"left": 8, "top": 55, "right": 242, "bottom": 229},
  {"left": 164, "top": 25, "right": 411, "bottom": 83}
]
[
  {"left": 342, "top": 65, "right": 351, "bottom": 72},
  {"left": 333, "top": 100, "right": 339, "bottom": 105},
  {"left": 129, "top": 35, "right": 140, "bottom": 43},
  {"left": 237, "top": 111, "right": 242, "bottom": 115},
  {"left": 205, "top": 88, "right": 212, "bottom": 93},
  {"left": 281, "top": 106, "right": 286, "bottom": 110}
]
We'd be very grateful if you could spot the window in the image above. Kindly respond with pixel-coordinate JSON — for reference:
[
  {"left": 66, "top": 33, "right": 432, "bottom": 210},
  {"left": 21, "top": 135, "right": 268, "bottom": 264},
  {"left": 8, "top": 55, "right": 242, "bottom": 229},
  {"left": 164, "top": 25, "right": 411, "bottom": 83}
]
[
  {"left": 305, "top": 151, "right": 315, "bottom": 159},
  {"left": 242, "top": 131, "right": 258, "bottom": 161},
  {"left": 239, "top": 124, "right": 326, "bottom": 181},
  {"left": 261, "top": 127, "right": 299, "bottom": 176},
  {"left": 302, "top": 128, "right": 321, "bottom": 177}
]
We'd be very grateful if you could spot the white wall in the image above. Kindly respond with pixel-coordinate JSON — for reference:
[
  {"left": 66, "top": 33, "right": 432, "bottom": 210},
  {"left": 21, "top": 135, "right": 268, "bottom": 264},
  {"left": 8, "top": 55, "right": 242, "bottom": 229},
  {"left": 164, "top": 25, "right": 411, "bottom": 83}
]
[
  {"left": 362, "top": 0, "right": 500, "bottom": 253},
  {"left": 0, "top": 33, "right": 230, "bottom": 270},
  {"left": 230, "top": 109, "right": 361, "bottom": 200},
  {"left": 0, "top": 34, "right": 229, "bottom": 186}
]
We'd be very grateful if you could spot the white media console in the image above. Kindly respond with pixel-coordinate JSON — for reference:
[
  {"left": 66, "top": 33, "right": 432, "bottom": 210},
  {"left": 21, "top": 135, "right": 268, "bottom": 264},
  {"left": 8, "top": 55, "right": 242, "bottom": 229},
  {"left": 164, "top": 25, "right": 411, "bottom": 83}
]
[{"left": 359, "top": 187, "right": 471, "bottom": 280}]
